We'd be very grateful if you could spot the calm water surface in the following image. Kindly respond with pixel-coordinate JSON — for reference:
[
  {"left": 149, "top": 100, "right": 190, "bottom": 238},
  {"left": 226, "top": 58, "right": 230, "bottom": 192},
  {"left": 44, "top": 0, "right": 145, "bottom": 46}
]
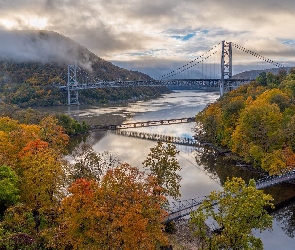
[{"left": 46, "top": 90, "right": 295, "bottom": 249}]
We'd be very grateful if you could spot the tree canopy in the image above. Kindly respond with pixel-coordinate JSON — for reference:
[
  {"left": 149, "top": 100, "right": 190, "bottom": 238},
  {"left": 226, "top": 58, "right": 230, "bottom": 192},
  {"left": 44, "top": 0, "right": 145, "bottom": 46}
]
[
  {"left": 0, "top": 165, "right": 19, "bottom": 215},
  {"left": 190, "top": 177, "right": 274, "bottom": 250},
  {"left": 195, "top": 68, "right": 295, "bottom": 175},
  {"left": 143, "top": 141, "right": 181, "bottom": 199},
  {"left": 55, "top": 164, "right": 168, "bottom": 250}
]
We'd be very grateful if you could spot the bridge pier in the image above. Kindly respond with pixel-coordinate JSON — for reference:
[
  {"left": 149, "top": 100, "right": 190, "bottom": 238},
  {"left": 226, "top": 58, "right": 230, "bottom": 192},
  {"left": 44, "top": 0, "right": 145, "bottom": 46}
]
[
  {"left": 221, "top": 41, "right": 232, "bottom": 96},
  {"left": 67, "top": 65, "right": 79, "bottom": 105}
]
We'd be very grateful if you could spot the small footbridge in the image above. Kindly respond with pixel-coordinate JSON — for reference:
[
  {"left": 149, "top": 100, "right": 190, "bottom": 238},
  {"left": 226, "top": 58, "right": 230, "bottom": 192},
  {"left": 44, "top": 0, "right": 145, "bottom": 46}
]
[
  {"left": 255, "top": 169, "right": 295, "bottom": 189},
  {"left": 90, "top": 117, "right": 195, "bottom": 131},
  {"left": 114, "top": 130, "right": 198, "bottom": 146},
  {"left": 165, "top": 169, "right": 295, "bottom": 222}
]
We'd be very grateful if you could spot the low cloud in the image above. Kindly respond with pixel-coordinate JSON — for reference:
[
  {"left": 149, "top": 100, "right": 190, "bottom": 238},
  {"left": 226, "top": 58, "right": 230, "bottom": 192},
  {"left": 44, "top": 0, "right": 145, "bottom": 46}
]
[{"left": 0, "top": 30, "right": 93, "bottom": 70}]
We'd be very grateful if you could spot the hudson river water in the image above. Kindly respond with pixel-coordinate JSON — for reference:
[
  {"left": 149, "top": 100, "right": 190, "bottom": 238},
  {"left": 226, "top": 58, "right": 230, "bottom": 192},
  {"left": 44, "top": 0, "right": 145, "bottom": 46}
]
[{"left": 42, "top": 90, "right": 295, "bottom": 249}]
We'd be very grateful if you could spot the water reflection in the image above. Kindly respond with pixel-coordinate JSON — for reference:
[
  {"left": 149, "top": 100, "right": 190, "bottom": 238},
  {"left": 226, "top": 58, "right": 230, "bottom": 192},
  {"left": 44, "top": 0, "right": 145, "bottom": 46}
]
[
  {"left": 273, "top": 198, "right": 295, "bottom": 238},
  {"left": 196, "top": 148, "right": 261, "bottom": 186}
]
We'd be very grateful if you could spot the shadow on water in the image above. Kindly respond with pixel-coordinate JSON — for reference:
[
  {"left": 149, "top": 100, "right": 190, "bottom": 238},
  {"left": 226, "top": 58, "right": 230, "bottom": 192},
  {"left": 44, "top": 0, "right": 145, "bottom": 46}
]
[
  {"left": 195, "top": 147, "right": 261, "bottom": 186},
  {"left": 272, "top": 197, "right": 295, "bottom": 238},
  {"left": 195, "top": 146, "right": 295, "bottom": 240}
]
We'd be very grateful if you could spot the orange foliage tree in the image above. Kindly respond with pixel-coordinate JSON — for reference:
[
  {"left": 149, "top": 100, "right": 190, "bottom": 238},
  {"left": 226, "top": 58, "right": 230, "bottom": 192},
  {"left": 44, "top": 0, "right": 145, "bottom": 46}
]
[
  {"left": 18, "top": 139, "right": 65, "bottom": 213},
  {"left": 56, "top": 164, "right": 168, "bottom": 250},
  {"left": 39, "top": 116, "right": 69, "bottom": 153},
  {"left": 0, "top": 116, "right": 68, "bottom": 241}
]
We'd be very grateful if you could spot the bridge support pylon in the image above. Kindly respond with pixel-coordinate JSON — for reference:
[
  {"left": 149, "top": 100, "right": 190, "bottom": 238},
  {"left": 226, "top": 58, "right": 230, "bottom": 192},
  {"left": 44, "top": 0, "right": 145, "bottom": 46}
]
[
  {"left": 220, "top": 41, "right": 232, "bottom": 96},
  {"left": 67, "top": 65, "right": 79, "bottom": 105}
]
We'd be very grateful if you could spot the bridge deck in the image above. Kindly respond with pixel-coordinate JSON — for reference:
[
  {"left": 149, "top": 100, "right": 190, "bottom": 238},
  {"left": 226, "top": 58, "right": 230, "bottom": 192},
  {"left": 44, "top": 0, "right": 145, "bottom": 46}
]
[
  {"left": 59, "top": 78, "right": 250, "bottom": 90},
  {"left": 90, "top": 117, "right": 195, "bottom": 131},
  {"left": 114, "top": 130, "right": 198, "bottom": 147}
]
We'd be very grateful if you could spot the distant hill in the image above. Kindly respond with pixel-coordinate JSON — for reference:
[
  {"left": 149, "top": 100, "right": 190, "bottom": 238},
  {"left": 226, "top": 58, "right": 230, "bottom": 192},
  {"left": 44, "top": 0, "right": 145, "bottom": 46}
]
[
  {"left": 233, "top": 67, "right": 292, "bottom": 80},
  {"left": 0, "top": 30, "right": 152, "bottom": 83},
  {"left": 0, "top": 30, "right": 170, "bottom": 107}
]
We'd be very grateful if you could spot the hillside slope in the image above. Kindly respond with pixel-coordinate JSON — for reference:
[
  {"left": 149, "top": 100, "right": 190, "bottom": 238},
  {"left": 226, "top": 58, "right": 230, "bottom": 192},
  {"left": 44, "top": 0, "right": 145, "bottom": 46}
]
[
  {"left": 0, "top": 30, "right": 169, "bottom": 107},
  {"left": 0, "top": 30, "right": 152, "bottom": 83},
  {"left": 233, "top": 67, "right": 291, "bottom": 80}
]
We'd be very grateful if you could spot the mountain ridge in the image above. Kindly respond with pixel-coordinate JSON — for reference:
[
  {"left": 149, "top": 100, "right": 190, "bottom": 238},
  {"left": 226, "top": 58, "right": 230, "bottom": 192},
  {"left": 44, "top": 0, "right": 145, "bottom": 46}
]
[
  {"left": 233, "top": 67, "right": 292, "bottom": 80},
  {"left": 0, "top": 29, "right": 152, "bottom": 82}
]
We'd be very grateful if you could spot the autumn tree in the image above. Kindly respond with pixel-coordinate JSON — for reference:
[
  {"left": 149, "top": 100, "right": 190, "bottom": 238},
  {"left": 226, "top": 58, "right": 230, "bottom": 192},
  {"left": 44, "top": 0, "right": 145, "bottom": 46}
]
[
  {"left": 0, "top": 117, "right": 69, "bottom": 220},
  {"left": 56, "top": 164, "right": 168, "bottom": 250},
  {"left": 195, "top": 103, "right": 222, "bottom": 144},
  {"left": 39, "top": 116, "right": 69, "bottom": 153},
  {"left": 232, "top": 102, "right": 282, "bottom": 150},
  {"left": 0, "top": 204, "right": 37, "bottom": 249},
  {"left": 18, "top": 139, "right": 65, "bottom": 224},
  {"left": 0, "top": 118, "right": 40, "bottom": 168},
  {"left": 143, "top": 141, "right": 181, "bottom": 199},
  {"left": 0, "top": 136, "right": 68, "bottom": 247},
  {"left": 190, "top": 177, "right": 274, "bottom": 250},
  {"left": 0, "top": 165, "right": 19, "bottom": 216}
]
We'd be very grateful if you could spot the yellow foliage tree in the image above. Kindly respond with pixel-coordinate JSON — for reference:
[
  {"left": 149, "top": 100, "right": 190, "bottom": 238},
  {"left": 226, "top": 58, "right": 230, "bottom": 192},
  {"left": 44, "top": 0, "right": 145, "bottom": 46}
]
[
  {"left": 39, "top": 116, "right": 69, "bottom": 153},
  {"left": 191, "top": 177, "right": 274, "bottom": 250}
]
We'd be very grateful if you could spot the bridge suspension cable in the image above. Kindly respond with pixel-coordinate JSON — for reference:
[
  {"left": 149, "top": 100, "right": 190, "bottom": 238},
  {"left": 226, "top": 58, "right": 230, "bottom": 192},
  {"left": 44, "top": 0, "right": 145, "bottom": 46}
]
[
  {"left": 159, "top": 42, "right": 221, "bottom": 80},
  {"left": 231, "top": 42, "right": 284, "bottom": 68},
  {"left": 162, "top": 50, "right": 220, "bottom": 80}
]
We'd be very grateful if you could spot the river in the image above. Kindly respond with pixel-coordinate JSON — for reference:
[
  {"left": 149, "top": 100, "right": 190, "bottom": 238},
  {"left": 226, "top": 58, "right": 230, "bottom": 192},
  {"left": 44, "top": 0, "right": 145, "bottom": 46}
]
[{"left": 40, "top": 90, "right": 295, "bottom": 249}]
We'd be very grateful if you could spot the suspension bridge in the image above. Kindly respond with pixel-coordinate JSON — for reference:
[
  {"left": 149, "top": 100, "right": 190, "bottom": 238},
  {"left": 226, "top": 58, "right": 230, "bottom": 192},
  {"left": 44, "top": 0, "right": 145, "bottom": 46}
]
[{"left": 59, "top": 41, "right": 285, "bottom": 105}]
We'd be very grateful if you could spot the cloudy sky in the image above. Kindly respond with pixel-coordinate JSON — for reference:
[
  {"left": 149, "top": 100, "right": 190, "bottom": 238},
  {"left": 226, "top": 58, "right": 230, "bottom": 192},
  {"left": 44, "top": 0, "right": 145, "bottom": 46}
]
[{"left": 1, "top": 0, "right": 295, "bottom": 78}]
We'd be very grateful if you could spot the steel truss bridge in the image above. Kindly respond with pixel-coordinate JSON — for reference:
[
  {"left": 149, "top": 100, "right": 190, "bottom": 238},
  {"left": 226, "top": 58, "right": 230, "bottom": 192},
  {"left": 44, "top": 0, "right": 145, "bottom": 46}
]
[
  {"left": 60, "top": 41, "right": 285, "bottom": 105},
  {"left": 165, "top": 170, "right": 295, "bottom": 223},
  {"left": 59, "top": 78, "right": 249, "bottom": 92}
]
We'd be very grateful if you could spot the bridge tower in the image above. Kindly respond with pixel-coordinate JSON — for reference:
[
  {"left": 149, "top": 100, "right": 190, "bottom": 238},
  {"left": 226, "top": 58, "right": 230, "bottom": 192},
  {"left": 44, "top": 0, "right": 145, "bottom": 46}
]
[
  {"left": 220, "top": 41, "right": 232, "bottom": 96},
  {"left": 67, "top": 65, "right": 79, "bottom": 105}
]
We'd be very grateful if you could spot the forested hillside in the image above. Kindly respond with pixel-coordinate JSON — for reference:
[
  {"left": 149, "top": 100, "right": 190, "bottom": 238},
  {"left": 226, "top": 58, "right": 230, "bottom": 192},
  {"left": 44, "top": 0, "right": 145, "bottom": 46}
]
[
  {"left": 0, "top": 30, "right": 169, "bottom": 107},
  {"left": 233, "top": 67, "right": 292, "bottom": 80},
  {"left": 195, "top": 68, "right": 295, "bottom": 175}
]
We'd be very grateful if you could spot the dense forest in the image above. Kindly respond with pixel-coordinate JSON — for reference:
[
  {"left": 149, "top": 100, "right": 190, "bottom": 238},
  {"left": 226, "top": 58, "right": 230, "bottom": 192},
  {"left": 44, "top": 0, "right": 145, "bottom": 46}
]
[
  {"left": 0, "top": 113, "right": 274, "bottom": 249},
  {"left": 0, "top": 115, "right": 172, "bottom": 249},
  {"left": 195, "top": 68, "right": 295, "bottom": 175}
]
